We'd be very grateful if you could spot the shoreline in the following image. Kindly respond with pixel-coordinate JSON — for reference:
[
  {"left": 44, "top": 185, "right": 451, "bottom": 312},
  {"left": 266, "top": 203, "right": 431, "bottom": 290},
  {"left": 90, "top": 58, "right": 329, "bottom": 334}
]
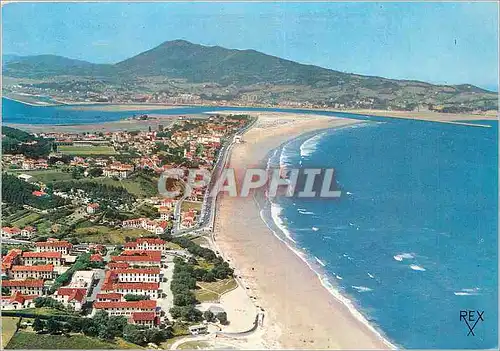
[
  {"left": 213, "top": 112, "right": 393, "bottom": 349},
  {"left": 4, "top": 95, "right": 497, "bottom": 122}
]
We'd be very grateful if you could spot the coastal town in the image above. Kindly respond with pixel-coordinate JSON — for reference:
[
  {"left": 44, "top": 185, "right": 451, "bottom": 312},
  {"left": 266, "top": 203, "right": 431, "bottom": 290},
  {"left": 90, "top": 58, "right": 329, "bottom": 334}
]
[{"left": 1, "top": 113, "right": 265, "bottom": 349}]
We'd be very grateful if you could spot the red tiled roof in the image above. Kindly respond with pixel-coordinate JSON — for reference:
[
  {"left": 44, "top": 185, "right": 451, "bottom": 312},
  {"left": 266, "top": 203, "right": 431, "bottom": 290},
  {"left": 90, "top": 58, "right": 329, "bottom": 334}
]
[
  {"left": 22, "top": 252, "right": 62, "bottom": 259},
  {"left": 93, "top": 300, "right": 156, "bottom": 309},
  {"left": 124, "top": 242, "right": 138, "bottom": 248},
  {"left": 9, "top": 291, "right": 38, "bottom": 304},
  {"left": 2, "top": 249, "right": 22, "bottom": 270},
  {"left": 108, "top": 262, "right": 130, "bottom": 269},
  {"left": 130, "top": 312, "right": 156, "bottom": 322},
  {"left": 2, "top": 279, "right": 44, "bottom": 288},
  {"left": 96, "top": 292, "right": 122, "bottom": 300},
  {"left": 11, "top": 264, "right": 54, "bottom": 272},
  {"left": 90, "top": 254, "right": 103, "bottom": 262},
  {"left": 36, "top": 241, "right": 72, "bottom": 248},
  {"left": 111, "top": 250, "right": 161, "bottom": 263},
  {"left": 57, "top": 288, "right": 87, "bottom": 302},
  {"left": 113, "top": 268, "right": 161, "bottom": 275}
]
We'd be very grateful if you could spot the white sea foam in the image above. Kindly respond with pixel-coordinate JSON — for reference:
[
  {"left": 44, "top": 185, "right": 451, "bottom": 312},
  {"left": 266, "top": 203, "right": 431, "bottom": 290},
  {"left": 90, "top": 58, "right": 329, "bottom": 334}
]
[
  {"left": 410, "top": 264, "right": 426, "bottom": 271},
  {"left": 346, "top": 191, "right": 353, "bottom": 195},
  {"left": 270, "top": 203, "right": 296, "bottom": 243},
  {"left": 315, "top": 257, "right": 327, "bottom": 267},
  {"left": 297, "top": 209, "right": 315, "bottom": 215},
  {"left": 352, "top": 285, "right": 373, "bottom": 293},
  {"left": 454, "top": 288, "right": 481, "bottom": 296},
  {"left": 258, "top": 208, "right": 397, "bottom": 350},
  {"left": 299, "top": 132, "right": 327, "bottom": 157},
  {"left": 393, "top": 253, "right": 414, "bottom": 261},
  {"left": 368, "top": 273, "right": 375, "bottom": 279},
  {"left": 312, "top": 226, "right": 319, "bottom": 231}
]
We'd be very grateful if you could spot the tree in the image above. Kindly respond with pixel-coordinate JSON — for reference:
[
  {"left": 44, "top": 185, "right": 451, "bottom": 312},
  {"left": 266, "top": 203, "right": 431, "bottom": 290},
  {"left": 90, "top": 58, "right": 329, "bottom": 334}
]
[
  {"left": 107, "top": 315, "right": 128, "bottom": 338},
  {"left": 32, "top": 317, "right": 45, "bottom": 333},
  {"left": 124, "top": 294, "right": 149, "bottom": 301},
  {"left": 216, "top": 312, "right": 228, "bottom": 325},
  {"left": 203, "top": 310, "right": 214, "bottom": 322},
  {"left": 123, "top": 324, "right": 145, "bottom": 346},
  {"left": 46, "top": 317, "right": 62, "bottom": 334}
]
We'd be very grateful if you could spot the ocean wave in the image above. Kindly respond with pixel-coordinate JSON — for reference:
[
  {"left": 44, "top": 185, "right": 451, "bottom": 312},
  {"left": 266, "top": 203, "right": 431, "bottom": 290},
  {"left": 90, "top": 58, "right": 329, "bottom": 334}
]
[
  {"left": 368, "top": 273, "right": 375, "bottom": 279},
  {"left": 393, "top": 253, "right": 414, "bottom": 261},
  {"left": 315, "top": 256, "right": 326, "bottom": 267},
  {"left": 297, "top": 209, "right": 315, "bottom": 215},
  {"left": 409, "top": 264, "right": 426, "bottom": 271},
  {"left": 257, "top": 202, "right": 396, "bottom": 349},
  {"left": 299, "top": 131, "right": 327, "bottom": 158},
  {"left": 312, "top": 226, "right": 319, "bottom": 231},
  {"left": 454, "top": 288, "right": 481, "bottom": 296},
  {"left": 352, "top": 285, "right": 373, "bottom": 293},
  {"left": 270, "top": 203, "right": 297, "bottom": 243}
]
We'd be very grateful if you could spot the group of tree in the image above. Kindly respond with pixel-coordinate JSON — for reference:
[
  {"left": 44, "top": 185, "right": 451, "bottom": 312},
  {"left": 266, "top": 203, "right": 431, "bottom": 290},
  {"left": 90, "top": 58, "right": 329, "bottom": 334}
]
[
  {"left": 1, "top": 173, "right": 68, "bottom": 210},
  {"left": 33, "top": 297, "right": 66, "bottom": 311},
  {"left": 2, "top": 126, "right": 53, "bottom": 158},
  {"left": 123, "top": 294, "right": 149, "bottom": 301},
  {"left": 122, "top": 324, "right": 172, "bottom": 346}
]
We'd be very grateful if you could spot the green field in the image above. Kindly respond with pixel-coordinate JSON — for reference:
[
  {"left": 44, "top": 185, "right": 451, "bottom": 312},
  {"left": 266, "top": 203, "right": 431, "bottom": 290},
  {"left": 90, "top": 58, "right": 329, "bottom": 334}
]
[
  {"left": 73, "top": 225, "right": 149, "bottom": 244},
  {"left": 5, "top": 331, "right": 134, "bottom": 349},
  {"left": 194, "top": 278, "right": 238, "bottom": 303},
  {"left": 79, "top": 176, "right": 158, "bottom": 198},
  {"left": 181, "top": 201, "right": 202, "bottom": 212},
  {"left": 11, "top": 212, "right": 41, "bottom": 228},
  {"left": 8, "top": 169, "right": 75, "bottom": 183},
  {"left": 1, "top": 317, "right": 19, "bottom": 349},
  {"left": 58, "top": 145, "right": 116, "bottom": 156}
]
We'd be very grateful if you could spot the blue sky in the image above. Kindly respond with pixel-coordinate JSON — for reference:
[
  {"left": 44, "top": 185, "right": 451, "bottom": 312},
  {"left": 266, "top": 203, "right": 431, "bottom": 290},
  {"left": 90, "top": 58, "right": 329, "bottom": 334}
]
[{"left": 2, "top": 2, "right": 499, "bottom": 91}]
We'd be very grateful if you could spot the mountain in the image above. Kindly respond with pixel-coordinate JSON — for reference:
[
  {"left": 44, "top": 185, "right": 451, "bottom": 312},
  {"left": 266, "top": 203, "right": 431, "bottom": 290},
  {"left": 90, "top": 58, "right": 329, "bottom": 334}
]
[
  {"left": 2, "top": 40, "right": 497, "bottom": 111},
  {"left": 3, "top": 54, "right": 114, "bottom": 78}
]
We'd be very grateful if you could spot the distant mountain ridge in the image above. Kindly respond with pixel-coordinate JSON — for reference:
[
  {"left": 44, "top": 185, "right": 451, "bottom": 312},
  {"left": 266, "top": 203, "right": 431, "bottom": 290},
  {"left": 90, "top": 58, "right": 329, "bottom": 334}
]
[{"left": 3, "top": 40, "right": 497, "bottom": 111}]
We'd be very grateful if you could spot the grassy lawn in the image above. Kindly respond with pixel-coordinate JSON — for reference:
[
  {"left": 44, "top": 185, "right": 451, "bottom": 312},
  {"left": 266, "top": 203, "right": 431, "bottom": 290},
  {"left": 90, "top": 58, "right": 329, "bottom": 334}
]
[
  {"left": 11, "top": 212, "right": 41, "bottom": 228},
  {"left": 194, "top": 278, "right": 238, "bottom": 303},
  {"left": 178, "top": 340, "right": 210, "bottom": 349},
  {"left": 79, "top": 176, "right": 158, "bottom": 198},
  {"left": 181, "top": 201, "right": 202, "bottom": 212},
  {"left": 25, "top": 169, "right": 75, "bottom": 183},
  {"left": 58, "top": 145, "right": 117, "bottom": 156},
  {"left": 74, "top": 225, "right": 150, "bottom": 244},
  {"left": 5, "top": 331, "right": 132, "bottom": 349},
  {"left": 1, "top": 317, "right": 19, "bottom": 349}
]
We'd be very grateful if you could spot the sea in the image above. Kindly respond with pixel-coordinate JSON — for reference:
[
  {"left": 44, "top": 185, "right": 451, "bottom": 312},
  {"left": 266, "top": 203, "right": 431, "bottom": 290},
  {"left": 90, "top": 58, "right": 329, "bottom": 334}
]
[{"left": 2, "top": 97, "right": 498, "bottom": 349}]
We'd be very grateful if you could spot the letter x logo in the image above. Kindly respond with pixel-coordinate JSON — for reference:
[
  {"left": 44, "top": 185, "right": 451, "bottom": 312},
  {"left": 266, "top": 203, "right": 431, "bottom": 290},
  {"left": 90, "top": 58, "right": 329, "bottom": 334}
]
[{"left": 459, "top": 310, "right": 484, "bottom": 336}]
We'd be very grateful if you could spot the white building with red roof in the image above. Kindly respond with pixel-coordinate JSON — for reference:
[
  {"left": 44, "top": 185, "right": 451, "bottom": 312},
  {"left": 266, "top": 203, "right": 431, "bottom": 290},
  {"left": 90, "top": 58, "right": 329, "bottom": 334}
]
[
  {"left": 112, "top": 268, "right": 161, "bottom": 283},
  {"left": 1, "top": 227, "right": 21, "bottom": 239},
  {"left": 101, "top": 282, "right": 160, "bottom": 299},
  {"left": 1, "top": 279, "right": 44, "bottom": 296},
  {"left": 124, "top": 238, "right": 168, "bottom": 252},
  {"left": 10, "top": 264, "right": 55, "bottom": 280},
  {"left": 96, "top": 293, "right": 123, "bottom": 302},
  {"left": 128, "top": 312, "right": 159, "bottom": 327},
  {"left": 86, "top": 203, "right": 100, "bottom": 214},
  {"left": 54, "top": 287, "right": 87, "bottom": 311},
  {"left": 1, "top": 292, "right": 37, "bottom": 310},
  {"left": 92, "top": 300, "right": 158, "bottom": 317},
  {"left": 35, "top": 240, "right": 73, "bottom": 255},
  {"left": 21, "top": 251, "right": 63, "bottom": 266}
]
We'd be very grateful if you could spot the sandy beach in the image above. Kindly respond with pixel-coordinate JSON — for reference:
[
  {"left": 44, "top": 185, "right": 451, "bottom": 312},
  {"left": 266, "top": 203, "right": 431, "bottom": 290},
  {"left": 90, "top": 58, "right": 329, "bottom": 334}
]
[{"left": 213, "top": 112, "right": 392, "bottom": 349}]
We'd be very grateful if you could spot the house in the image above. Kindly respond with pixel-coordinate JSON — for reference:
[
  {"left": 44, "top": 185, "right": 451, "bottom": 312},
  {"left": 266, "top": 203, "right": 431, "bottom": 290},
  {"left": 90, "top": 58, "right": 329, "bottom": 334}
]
[
  {"left": 92, "top": 300, "right": 158, "bottom": 317},
  {"left": 69, "top": 270, "right": 96, "bottom": 289},
  {"left": 128, "top": 312, "right": 159, "bottom": 327},
  {"left": 122, "top": 218, "right": 168, "bottom": 235},
  {"left": 108, "top": 262, "right": 130, "bottom": 270},
  {"left": 103, "top": 162, "right": 134, "bottom": 179},
  {"left": 36, "top": 240, "right": 73, "bottom": 255},
  {"left": 101, "top": 282, "right": 160, "bottom": 299},
  {"left": 53, "top": 288, "right": 87, "bottom": 311},
  {"left": 124, "top": 238, "right": 168, "bottom": 252},
  {"left": 86, "top": 203, "right": 100, "bottom": 214},
  {"left": 1, "top": 279, "right": 44, "bottom": 296},
  {"left": 1, "top": 227, "right": 21, "bottom": 238},
  {"left": 20, "top": 226, "right": 36, "bottom": 238},
  {"left": 96, "top": 293, "right": 123, "bottom": 302},
  {"left": 1, "top": 292, "right": 37, "bottom": 310},
  {"left": 90, "top": 254, "right": 103, "bottom": 263},
  {"left": 10, "top": 265, "right": 55, "bottom": 280},
  {"left": 21, "top": 251, "right": 63, "bottom": 266},
  {"left": 32, "top": 190, "right": 47, "bottom": 197},
  {"left": 2, "top": 249, "right": 22, "bottom": 272},
  {"left": 158, "top": 206, "right": 171, "bottom": 220},
  {"left": 112, "top": 268, "right": 161, "bottom": 283},
  {"left": 111, "top": 250, "right": 162, "bottom": 267}
]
